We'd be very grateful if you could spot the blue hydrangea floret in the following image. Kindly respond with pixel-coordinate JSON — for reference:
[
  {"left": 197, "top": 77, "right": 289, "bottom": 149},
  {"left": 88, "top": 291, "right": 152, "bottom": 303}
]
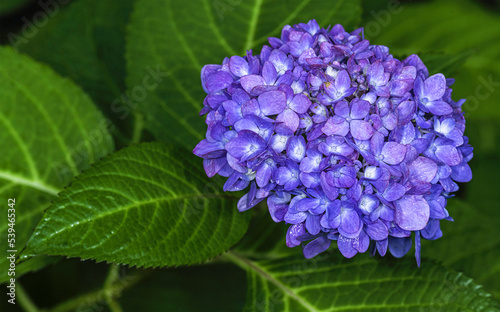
[{"left": 193, "top": 20, "right": 473, "bottom": 266}]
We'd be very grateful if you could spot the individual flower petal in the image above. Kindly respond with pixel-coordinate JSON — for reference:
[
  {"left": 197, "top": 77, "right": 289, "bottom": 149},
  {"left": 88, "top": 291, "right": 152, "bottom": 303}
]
[
  {"left": 229, "top": 56, "right": 249, "bottom": 77},
  {"left": 423, "top": 73, "right": 446, "bottom": 101},
  {"left": 258, "top": 90, "right": 287, "bottom": 115},
  {"left": 380, "top": 142, "right": 407, "bottom": 165},
  {"left": 350, "top": 120, "right": 374, "bottom": 141},
  {"left": 435, "top": 145, "right": 462, "bottom": 166},
  {"left": 205, "top": 71, "right": 233, "bottom": 93},
  {"left": 388, "top": 236, "right": 412, "bottom": 258},
  {"left": 366, "top": 220, "right": 388, "bottom": 240},
  {"left": 409, "top": 156, "right": 438, "bottom": 182},
  {"left": 395, "top": 195, "right": 430, "bottom": 231},
  {"left": 289, "top": 94, "right": 311, "bottom": 114},
  {"left": 287, "top": 136, "right": 306, "bottom": 162},
  {"left": 450, "top": 162, "right": 473, "bottom": 182},
  {"left": 337, "top": 235, "right": 358, "bottom": 258},
  {"left": 240, "top": 74, "right": 266, "bottom": 93},
  {"left": 322, "top": 117, "right": 349, "bottom": 136},
  {"left": 350, "top": 99, "right": 370, "bottom": 119},
  {"left": 303, "top": 236, "right": 331, "bottom": 259}
]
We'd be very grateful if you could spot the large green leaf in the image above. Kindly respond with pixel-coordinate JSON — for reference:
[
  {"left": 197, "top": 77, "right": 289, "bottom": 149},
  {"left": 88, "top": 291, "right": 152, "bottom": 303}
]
[
  {"left": 225, "top": 252, "right": 500, "bottom": 312},
  {"left": 15, "top": 0, "right": 135, "bottom": 141},
  {"left": 364, "top": 0, "right": 500, "bottom": 120},
  {"left": 23, "top": 142, "right": 251, "bottom": 267},
  {"left": 0, "top": 47, "right": 114, "bottom": 283},
  {"left": 126, "top": 0, "right": 362, "bottom": 149}
]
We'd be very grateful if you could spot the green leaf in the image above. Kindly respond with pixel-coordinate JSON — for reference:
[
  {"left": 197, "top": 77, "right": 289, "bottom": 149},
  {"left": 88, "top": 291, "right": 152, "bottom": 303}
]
[
  {"left": 15, "top": 0, "right": 135, "bottom": 139},
  {"left": 0, "top": 0, "right": 32, "bottom": 15},
  {"left": 126, "top": 0, "right": 362, "bottom": 149},
  {"left": 225, "top": 252, "right": 500, "bottom": 312},
  {"left": 364, "top": 0, "right": 500, "bottom": 120},
  {"left": 23, "top": 142, "right": 251, "bottom": 268},
  {"left": 0, "top": 47, "right": 114, "bottom": 283}
]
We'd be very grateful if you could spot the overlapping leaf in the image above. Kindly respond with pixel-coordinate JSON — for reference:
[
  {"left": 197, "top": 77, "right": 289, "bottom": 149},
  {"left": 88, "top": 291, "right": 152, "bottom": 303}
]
[
  {"left": 226, "top": 252, "right": 500, "bottom": 312},
  {"left": 0, "top": 47, "right": 114, "bottom": 283},
  {"left": 126, "top": 0, "right": 362, "bottom": 149},
  {"left": 23, "top": 143, "right": 251, "bottom": 267}
]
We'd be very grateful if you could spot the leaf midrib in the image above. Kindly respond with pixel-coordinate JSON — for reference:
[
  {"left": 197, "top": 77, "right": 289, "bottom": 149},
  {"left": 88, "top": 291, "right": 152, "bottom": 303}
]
[
  {"left": 36, "top": 192, "right": 234, "bottom": 243},
  {"left": 0, "top": 170, "right": 59, "bottom": 196},
  {"left": 244, "top": 0, "right": 264, "bottom": 51}
]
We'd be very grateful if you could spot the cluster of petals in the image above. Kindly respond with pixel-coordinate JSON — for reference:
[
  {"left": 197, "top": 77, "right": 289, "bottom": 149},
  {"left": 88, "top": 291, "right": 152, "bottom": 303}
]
[{"left": 193, "top": 20, "right": 473, "bottom": 266}]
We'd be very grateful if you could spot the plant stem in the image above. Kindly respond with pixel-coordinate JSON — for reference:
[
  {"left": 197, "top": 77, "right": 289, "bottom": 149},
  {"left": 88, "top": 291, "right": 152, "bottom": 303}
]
[
  {"left": 42, "top": 270, "right": 148, "bottom": 312},
  {"left": 131, "top": 112, "right": 144, "bottom": 144},
  {"left": 104, "top": 264, "right": 123, "bottom": 312},
  {"left": 17, "top": 283, "right": 39, "bottom": 312}
]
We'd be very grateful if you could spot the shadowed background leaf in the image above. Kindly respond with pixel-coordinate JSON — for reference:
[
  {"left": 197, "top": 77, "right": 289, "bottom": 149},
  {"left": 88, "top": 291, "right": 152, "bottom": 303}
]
[
  {"left": 15, "top": 0, "right": 136, "bottom": 144},
  {"left": 0, "top": 0, "right": 32, "bottom": 15}
]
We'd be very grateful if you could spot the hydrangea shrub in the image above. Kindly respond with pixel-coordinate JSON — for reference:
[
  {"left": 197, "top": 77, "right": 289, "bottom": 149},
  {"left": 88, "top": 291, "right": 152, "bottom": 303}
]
[{"left": 194, "top": 20, "right": 473, "bottom": 266}]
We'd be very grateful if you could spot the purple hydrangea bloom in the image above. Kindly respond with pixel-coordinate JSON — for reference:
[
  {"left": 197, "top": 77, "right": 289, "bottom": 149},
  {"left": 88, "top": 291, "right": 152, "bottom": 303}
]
[{"left": 193, "top": 20, "right": 473, "bottom": 266}]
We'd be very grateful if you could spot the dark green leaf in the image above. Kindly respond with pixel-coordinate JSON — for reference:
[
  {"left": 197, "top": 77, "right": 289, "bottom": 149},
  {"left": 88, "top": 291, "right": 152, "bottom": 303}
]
[
  {"left": 0, "top": 0, "right": 32, "bottom": 15},
  {"left": 225, "top": 252, "right": 500, "bottom": 312},
  {"left": 0, "top": 256, "right": 61, "bottom": 284},
  {"left": 16, "top": 0, "right": 135, "bottom": 139},
  {"left": 23, "top": 142, "right": 251, "bottom": 268},
  {"left": 0, "top": 46, "right": 114, "bottom": 283},
  {"left": 126, "top": 0, "right": 362, "bottom": 149}
]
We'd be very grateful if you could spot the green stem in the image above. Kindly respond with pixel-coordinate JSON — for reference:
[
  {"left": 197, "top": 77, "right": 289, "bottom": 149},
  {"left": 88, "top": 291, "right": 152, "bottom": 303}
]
[
  {"left": 42, "top": 270, "right": 148, "bottom": 312},
  {"left": 223, "top": 251, "right": 317, "bottom": 311},
  {"left": 17, "top": 283, "right": 39, "bottom": 312},
  {"left": 131, "top": 112, "right": 144, "bottom": 144},
  {"left": 104, "top": 265, "right": 123, "bottom": 312}
]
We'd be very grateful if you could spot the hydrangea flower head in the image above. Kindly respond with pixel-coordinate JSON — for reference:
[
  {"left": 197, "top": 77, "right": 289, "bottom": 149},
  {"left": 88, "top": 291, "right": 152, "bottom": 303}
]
[{"left": 193, "top": 20, "right": 473, "bottom": 266}]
